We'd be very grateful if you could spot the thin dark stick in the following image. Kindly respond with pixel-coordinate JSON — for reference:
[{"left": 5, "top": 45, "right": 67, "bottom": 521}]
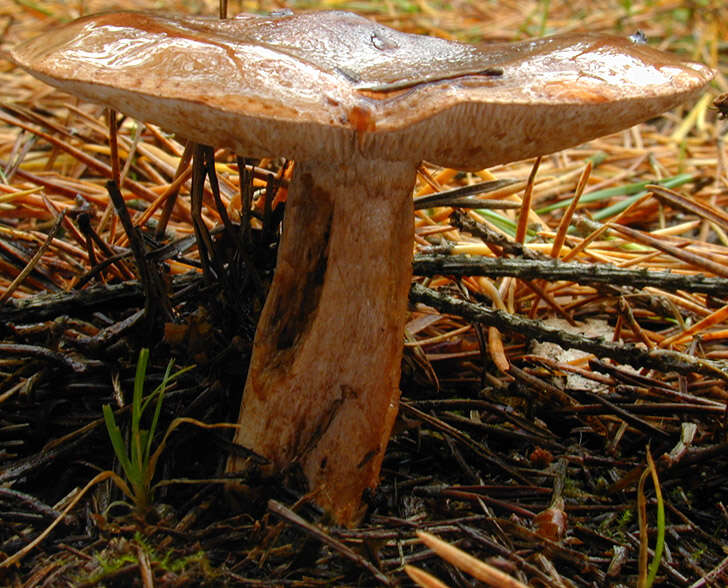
[
  {"left": 409, "top": 283, "right": 728, "bottom": 381},
  {"left": 106, "top": 181, "right": 171, "bottom": 324},
  {"left": 77, "top": 212, "right": 135, "bottom": 281},
  {"left": 237, "top": 156, "right": 257, "bottom": 248},
  {"left": 190, "top": 144, "right": 217, "bottom": 282},
  {"left": 262, "top": 173, "right": 276, "bottom": 244},
  {"left": 267, "top": 500, "right": 391, "bottom": 585},
  {"left": 107, "top": 108, "right": 120, "bottom": 188},
  {"left": 0, "top": 343, "right": 89, "bottom": 372},
  {"left": 156, "top": 140, "right": 193, "bottom": 240},
  {"left": 412, "top": 254, "right": 728, "bottom": 296},
  {"left": 413, "top": 179, "right": 520, "bottom": 210},
  {"left": 201, "top": 145, "right": 235, "bottom": 238}
]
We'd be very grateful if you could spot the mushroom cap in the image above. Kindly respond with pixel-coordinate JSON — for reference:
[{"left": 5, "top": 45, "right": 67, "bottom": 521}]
[{"left": 10, "top": 10, "right": 713, "bottom": 168}]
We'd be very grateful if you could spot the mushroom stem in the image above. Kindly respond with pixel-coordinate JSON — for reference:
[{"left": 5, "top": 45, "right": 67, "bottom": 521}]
[{"left": 229, "top": 157, "right": 416, "bottom": 525}]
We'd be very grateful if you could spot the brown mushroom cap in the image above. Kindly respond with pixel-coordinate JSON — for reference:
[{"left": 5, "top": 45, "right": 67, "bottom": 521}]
[{"left": 10, "top": 10, "right": 713, "bottom": 168}]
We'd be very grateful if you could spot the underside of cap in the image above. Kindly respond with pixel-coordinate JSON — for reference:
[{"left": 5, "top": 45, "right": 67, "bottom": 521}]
[{"left": 9, "top": 10, "right": 714, "bottom": 167}]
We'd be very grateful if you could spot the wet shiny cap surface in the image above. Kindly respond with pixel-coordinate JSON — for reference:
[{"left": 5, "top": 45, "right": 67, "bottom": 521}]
[{"left": 8, "top": 10, "right": 714, "bottom": 166}]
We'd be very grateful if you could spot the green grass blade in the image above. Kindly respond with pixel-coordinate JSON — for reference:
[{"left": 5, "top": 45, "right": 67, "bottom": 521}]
[
  {"left": 535, "top": 173, "right": 693, "bottom": 217},
  {"left": 131, "top": 349, "right": 150, "bottom": 470},
  {"left": 145, "top": 371, "right": 169, "bottom": 467},
  {"left": 132, "top": 349, "right": 150, "bottom": 420},
  {"left": 102, "top": 404, "right": 137, "bottom": 484},
  {"left": 474, "top": 209, "right": 520, "bottom": 238},
  {"left": 591, "top": 174, "right": 694, "bottom": 221},
  {"left": 646, "top": 450, "right": 665, "bottom": 588},
  {"left": 103, "top": 349, "right": 196, "bottom": 515},
  {"left": 143, "top": 360, "right": 194, "bottom": 466}
]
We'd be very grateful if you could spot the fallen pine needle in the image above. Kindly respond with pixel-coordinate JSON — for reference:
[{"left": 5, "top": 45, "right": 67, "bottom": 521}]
[
  {"left": 405, "top": 564, "right": 451, "bottom": 588},
  {"left": 416, "top": 531, "right": 530, "bottom": 588}
]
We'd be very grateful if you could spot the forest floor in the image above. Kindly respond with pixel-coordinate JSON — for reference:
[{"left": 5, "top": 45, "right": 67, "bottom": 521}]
[{"left": 0, "top": 0, "right": 727, "bottom": 586}]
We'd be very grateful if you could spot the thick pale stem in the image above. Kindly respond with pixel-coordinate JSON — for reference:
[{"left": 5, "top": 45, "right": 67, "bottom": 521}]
[{"left": 229, "top": 158, "right": 416, "bottom": 525}]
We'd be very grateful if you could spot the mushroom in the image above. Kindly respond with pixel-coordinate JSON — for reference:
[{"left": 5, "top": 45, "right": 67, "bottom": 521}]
[{"left": 9, "top": 10, "right": 713, "bottom": 525}]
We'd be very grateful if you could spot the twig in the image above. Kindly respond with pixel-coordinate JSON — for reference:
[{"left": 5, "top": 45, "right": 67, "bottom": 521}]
[
  {"left": 267, "top": 499, "right": 391, "bottom": 585},
  {"left": 581, "top": 390, "right": 671, "bottom": 440},
  {"left": 106, "top": 181, "right": 171, "bottom": 324},
  {"left": 0, "top": 488, "right": 68, "bottom": 523},
  {"left": 688, "top": 553, "right": 728, "bottom": 588},
  {"left": 76, "top": 212, "right": 135, "bottom": 281},
  {"left": 189, "top": 144, "right": 219, "bottom": 282},
  {"left": 413, "top": 179, "right": 520, "bottom": 209},
  {"left": 400, "top": 402, "right": 533, "bottom": 484},
  {"left": 107, "top": 108, "right": 120, "bottom": 188},
  {"left": 0, "top": 343, "right": 91, "bottom": 372},
  {"left": 412, "top": 255, "right": 728, "bottom": 296},
  {"left": 450, "top": 211, "right": 542, "bottom": 259},
  {"left": 409, "top": 283, "right": 728, "bottom": 381}
]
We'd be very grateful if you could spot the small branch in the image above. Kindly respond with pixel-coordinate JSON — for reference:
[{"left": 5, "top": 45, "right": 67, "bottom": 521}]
[
  {"left": 0, "top": 281, "right": 143, "bottom": 322},
  {"left": 0, "top": 274, "right": 201, "bottom": 323},
  {"left": 0, "top": 487, "right": 68, "bottom": 523},
  {"left": 413, "top": 179, "right": 520, "bottom": 209},
  {"left": 0, "top": 343, "right": 91, "bottom": 372},
  {"left": 451, "top": 210, "right": 542, "bottom": 259},
  {"left": 106, "top": 181, "right": 171, "bottom": 325},
  {"left": 189, "top": 144, "right": 219, "bottom": 283},
  {"left": 580, "top": 390, "right": 671, "bottom": 440},
  {"left": 76, "top": 212, "right": 135, "bottom": 282},
  {"left": 413, "top": 254, "right": 728, "bottom": 296},
  {"left": 409, "top": 283, "right": 728, "bottom": 381},
  {"left": 267, "top": 500, "right": 391, "bottom": 585}
]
